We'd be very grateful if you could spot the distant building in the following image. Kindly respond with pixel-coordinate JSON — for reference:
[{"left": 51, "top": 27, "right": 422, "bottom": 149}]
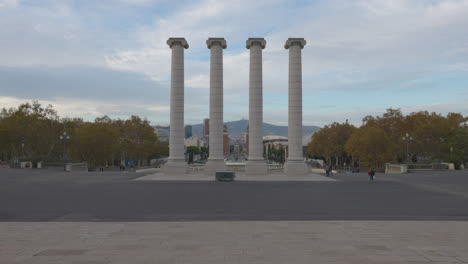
[
  {"left": 262, "top": 135, "right": 307, "bottom": 159},
  {"left": 203, "top": 118, "right": 209, "bottom": 136},
  {"left": 223, "top": 125, "right": 229, "bottom": 156},
  {"left": 153, "top": 126, "right": 169, "bottom": 143},
  {"left": 263, "top": 135, "right": 288, "bottom": 161},
  {"left": 185, "top": 125, "right": 192, "bottom": 139},
  {"left": 184, "top": 135, "right": 208, "bottom": 149}
]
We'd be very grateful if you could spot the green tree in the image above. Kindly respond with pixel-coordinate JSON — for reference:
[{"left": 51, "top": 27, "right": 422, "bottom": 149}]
[
  {"left": 186, "top": 146, "right": 200, "bottom": 163},
  {"left": 345, "top": 126, "right": 395, "bottom": 168},
  {"left": 308, "top": 122, "right": 356, "bottom": 165}
]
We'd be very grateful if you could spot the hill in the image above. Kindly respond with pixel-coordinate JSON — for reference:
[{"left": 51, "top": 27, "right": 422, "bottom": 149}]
[{"left": 191, "top": 119, "right": 320, "bottom": 141}]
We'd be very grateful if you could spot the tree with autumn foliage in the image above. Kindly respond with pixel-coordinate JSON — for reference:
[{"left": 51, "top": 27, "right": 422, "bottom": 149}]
[
  {"left": 308, "top": 122, "right": 356, "bottom": 166},
  {"left": 308, "top": 108, "right": 468, "bottom": 169},
  {"left": 345, "top": 126, "right": 395, "bottom": 168},
  {"left": 0, "top": 101, "right": 168, "bottom": 168}
]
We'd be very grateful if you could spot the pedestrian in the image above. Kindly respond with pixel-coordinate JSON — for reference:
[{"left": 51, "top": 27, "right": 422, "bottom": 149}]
[{"left": 368, "top": 168, "right": 375, "bottom": 182}]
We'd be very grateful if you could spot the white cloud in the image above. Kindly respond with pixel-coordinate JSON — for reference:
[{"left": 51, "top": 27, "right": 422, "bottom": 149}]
[
  {"left": 0, "top": 96, "right": 172, "bottom": 123},
  {"left": 1, "top": 0, "right": 468, "bottom": 126},
  {"left": 0, "top": 0, "right": 18, "bottom": 8}
]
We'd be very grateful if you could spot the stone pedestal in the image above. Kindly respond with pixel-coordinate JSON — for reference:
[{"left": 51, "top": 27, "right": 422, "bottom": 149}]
[
  {"left": 246, "top": 38, "right": 267, "bottom": 175},
  {"left": 164, "top": 38, "right": 189, "bottom": 176},
  {"left": 284, "top": 38, "right": 309, "bottom": 176},
  {"left": 205, "top": 38, "right": 227, "bottom": 176}
]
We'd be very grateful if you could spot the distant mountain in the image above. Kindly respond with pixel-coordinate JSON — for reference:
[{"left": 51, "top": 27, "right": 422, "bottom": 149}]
[{"left": 190, "top": 119, "right": 320, "bottom": 141}]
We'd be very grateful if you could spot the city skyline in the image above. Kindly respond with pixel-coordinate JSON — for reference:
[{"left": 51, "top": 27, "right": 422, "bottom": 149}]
[{"left": 0, "top": 0, "right": 467, "bottom": 127}]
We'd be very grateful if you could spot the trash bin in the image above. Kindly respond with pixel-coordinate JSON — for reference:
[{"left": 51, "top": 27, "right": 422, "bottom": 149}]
[{"left": 215, "top": 171, "right": 235, "bottom": 181}]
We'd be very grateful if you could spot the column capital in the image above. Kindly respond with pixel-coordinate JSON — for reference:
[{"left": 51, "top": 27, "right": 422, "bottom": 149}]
[
  {"left": 284, "top": 38, "right": 306, "bottom": 49},
  {"left": 206, "top": 38, "right": 227, "bottom": 49},
  {"left": 246, "top": 38, "right": 266, "bottom": 49},
  {"left": 167, "top": 38, "right": 189, "bottom": 49}
]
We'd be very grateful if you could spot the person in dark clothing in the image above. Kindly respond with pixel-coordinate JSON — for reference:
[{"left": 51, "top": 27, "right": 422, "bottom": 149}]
[{"left": 368, "top": 168, "right": 375, "bottom": 182}]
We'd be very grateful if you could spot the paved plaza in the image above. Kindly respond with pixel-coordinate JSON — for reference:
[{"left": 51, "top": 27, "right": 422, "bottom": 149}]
[
  {"left": 2, "top": 221, "right": 468, "bottom": 264},
  {"left": 1, "top": 169, "right": 468, "bottom": 263},
  {"left": 135, "top": 171, "right": 335, "bottom": 181}
]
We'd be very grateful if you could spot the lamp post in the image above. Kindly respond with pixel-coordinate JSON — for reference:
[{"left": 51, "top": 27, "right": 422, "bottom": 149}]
[
  {"left": 21, "top": 143, "right": 24, "bottom": 161},
  {"left": 402, "top": 133, "right": 412, "bottom": 163},
  {"left": 59, "top": 132, "right": 70, "bottom": 163}
]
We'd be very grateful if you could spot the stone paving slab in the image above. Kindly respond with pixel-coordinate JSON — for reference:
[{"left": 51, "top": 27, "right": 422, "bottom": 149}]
[
  {"left": 1, "top": 221, "right": 468, "bottom": 264},
  {"left": 135, "top": 172, "right": 336, "bottom": 181}
]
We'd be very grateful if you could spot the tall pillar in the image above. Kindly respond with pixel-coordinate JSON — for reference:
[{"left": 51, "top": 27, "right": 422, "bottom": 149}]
[
  {"left": 246, "top": 38, "right": 267, "bottom": 175},
  {"left": 205, "top": 38, "right": 227, "bottom": 176},
  {"left": 284, "top": 38, "right": 309, "bottom": 175},
  {"left": 164, "top": 38, "right": 189, "bottom": 175}
]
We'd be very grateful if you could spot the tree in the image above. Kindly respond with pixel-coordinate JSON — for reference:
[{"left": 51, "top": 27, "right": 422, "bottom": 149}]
[
  {"left": 0, "top": 101, "right": 62, "bottom": 163},
  {"left": 186, "top": 146, "right": 200, "bottom": 163},
  {"left": 70, "top": 118, "right": 119, "bottom": 168},
  {"left": 200, "top": 146, "right": 209, "bottom": 161},
  {"left": 362, "top": 108, "right": 405, "bottom": 162},
  {"left": 346, "top": 126, "right": 395, "bottom": 168},
  {"left": 307, "top": 122, "right": 356, "bottom": 165}
]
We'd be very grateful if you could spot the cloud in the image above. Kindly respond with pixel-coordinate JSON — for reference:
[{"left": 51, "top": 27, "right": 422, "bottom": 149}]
[
  {"left": 0, "top": 95, "right": 169, "bottom": 122},
  {"left": 1, "top": 0, "right": 467, "bottom": 126},
  {"left": 0, "top": 65, "right": 213, "bottom": 125},
  {"left": 0, "top": 66, "right": 168, "bottom": 103},
  {"left": 0, "top": 0, "right": 18, "bottom": 8}
]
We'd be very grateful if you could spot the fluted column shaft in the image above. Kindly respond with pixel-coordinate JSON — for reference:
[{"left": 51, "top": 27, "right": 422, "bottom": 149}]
[
  {"left": 205, "top": 38, "right": 227, "bottom": 176},
  {"left": 245, "top": 38, "right": 267, "bottom": 175},
  {"left": 169, "top": 44, "right": 185, "bottom": 160},
  {"left": 284, "top": 38, "right": 308, "bottom": 175},
  {"left": 209, "top": 44, "right": 224, "bottom": 160},
  {"left": 164, "top": 38, "right": 188, "bottom": 175},
  {"left": 248, "top": 43, "right": 263, "bottom": 160},
  {"left": 287, "top": 43, "right": 303, "bottom": 161}
]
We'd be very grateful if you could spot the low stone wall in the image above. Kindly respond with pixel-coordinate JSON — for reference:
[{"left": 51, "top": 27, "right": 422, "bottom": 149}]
[{"left": 385, "top": 163, "right": 408, "bottom": 174}]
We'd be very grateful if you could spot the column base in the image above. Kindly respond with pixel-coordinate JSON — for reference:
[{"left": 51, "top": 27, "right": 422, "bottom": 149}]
[
  {"left": 246, "top": 159, "right": 267, "bottom": 175},
  {"left": 204, "top": 159, "right": 227, "bottom": 177},
  {"left": 163, "top": 159, "right": 187, "bottom": 176},
  {"left": 284, "top": 160, "right": 309, "bottom": 176}
]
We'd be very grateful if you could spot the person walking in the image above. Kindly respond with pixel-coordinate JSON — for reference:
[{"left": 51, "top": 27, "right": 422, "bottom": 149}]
[{"left": 368, "top": 168, "right": 375, "bottom": 182}]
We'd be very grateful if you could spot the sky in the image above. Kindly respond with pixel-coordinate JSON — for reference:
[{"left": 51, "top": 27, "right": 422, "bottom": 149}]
[{"left": 0, "top": 0, "right": 467, "bottom": 127}]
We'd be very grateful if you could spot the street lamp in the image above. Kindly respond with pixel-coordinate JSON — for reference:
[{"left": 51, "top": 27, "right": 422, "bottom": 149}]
[
  {"left": 402, "top": 133, "right": 412, "bottom": 163},
  {"left": 59, "top": 131, "right": 70, "bottom": 162}
]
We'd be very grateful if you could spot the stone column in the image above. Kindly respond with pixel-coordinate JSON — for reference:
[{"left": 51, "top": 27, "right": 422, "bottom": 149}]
[
  {"left": 164, "top": 38, "right": 189, "bottom": 175},
  {"left": 205, "top": 38, "right": 227, "bottom": 176},
  {"left": 284, "top": 38, "right": 309, "bottom": 175},
  {"left": 246, "top": 38, "right": 267, "bottom": 175}
]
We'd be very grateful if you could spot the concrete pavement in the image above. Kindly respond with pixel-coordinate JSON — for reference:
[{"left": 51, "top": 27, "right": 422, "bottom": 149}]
[
  {"left": 2, "top": 221, "right": 468, "bottom": 264},
  {"left": 1, "top": 169, "right": 468, "bottom": 263}
]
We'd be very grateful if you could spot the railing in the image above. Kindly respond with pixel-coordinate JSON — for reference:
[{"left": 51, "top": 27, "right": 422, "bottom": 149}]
[
  {"left": 187, "top": 163, "right": 283, "bottom": 172},
  {"left": 267, "top": 164, "right": 283, "bottom": 171},
  {"left": 406, "top": 163, "right": 449, "bottom": 170},
  {"left": 226, "top": 163, "right": 245, "bottom": 172},
  {"left": 188, "top": 164, "right": 205, "bottom": 171}
]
